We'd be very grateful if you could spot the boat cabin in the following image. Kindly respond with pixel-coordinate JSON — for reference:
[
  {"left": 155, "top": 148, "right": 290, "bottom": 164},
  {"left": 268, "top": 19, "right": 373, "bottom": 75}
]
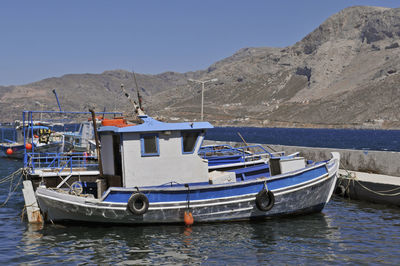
[
  {"left": 98, "top": 115, "right": 213, "bottom": 187},
  {"left": 63, "top": 121, "right": 95, "bottom": 153}
]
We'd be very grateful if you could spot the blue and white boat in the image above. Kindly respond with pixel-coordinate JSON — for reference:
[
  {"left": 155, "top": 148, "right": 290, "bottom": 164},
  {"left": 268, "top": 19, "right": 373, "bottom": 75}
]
[
  {"left": 199, "top": 144, "right": 301, "bottom": 171},
  {"left": 63, "top": 121, "right": 96, "bottom": 154},
  {"left": 34, "top": 114, "right": 340, "bottom": 224},
  {"left": 0, "top": 125, "right": 73, "bottom": 159}
]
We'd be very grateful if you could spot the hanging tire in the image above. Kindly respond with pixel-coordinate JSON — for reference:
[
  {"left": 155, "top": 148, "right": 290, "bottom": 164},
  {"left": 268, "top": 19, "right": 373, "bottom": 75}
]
[
  {"left": 127, "top": 193, "right": 149, "bottom": 215},
  {"left": 255, "top": 189, "right": 275, "bottom": 212}
]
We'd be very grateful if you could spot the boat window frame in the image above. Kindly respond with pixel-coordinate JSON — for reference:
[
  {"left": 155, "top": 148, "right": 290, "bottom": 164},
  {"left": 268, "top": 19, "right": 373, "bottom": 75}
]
[
  {"left": 140, "top": 133, "right": 160, "bottom": 157},
  {"left": 181, "top": 130, "right": 202, "bottom": 154}
]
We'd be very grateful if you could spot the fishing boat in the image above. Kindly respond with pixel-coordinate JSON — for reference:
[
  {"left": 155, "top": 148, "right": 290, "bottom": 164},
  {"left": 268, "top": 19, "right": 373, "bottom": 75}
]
[
  {"left": 33, "top": 111, "right": 340, "bottom": 224},
  {"left": 199, "top": 144, "right": 300, "bottom": 171},
  {"left": 63, "top": 121, "right": 97, "bottom": 155},
  {"left": 0, "top": 124, "right": 73, "bottom": 159}
]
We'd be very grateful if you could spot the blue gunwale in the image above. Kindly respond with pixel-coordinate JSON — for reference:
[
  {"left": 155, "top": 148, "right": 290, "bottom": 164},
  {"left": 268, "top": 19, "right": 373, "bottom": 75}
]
[{"left": 102, "top": 162, "right": 328, "bottom": 203}]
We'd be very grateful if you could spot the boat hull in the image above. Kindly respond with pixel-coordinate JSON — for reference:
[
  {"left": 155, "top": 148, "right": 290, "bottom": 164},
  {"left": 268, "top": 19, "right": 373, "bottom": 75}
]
[
  {"left": 0, "top": 141, "right": 74, "bottom": 159},
  {"left": 0, "top": 143, "right": 25, "bottom": 159},
  {"left": 36, "top": 153, "right": 339, "bottom": 224}
]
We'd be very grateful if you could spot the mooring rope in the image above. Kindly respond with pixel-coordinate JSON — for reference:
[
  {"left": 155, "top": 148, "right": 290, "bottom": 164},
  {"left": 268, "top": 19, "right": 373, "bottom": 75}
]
[
  {"left": 0, "top": 168, "right": 28, "bottom": 208},
  {"left": 337, "top": 170, "right": 353, "bottom": 196},
  {"left": 20, "top": 202, "right": 36, "bottom": 222},
  {"left": 0, "top": 168, "right": 22, "bottom": 184}
]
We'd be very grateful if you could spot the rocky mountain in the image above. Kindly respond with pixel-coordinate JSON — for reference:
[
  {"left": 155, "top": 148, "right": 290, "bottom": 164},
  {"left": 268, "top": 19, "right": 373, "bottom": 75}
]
[{"left": 1, "top": 6, "right": 400, "bottom": 128}]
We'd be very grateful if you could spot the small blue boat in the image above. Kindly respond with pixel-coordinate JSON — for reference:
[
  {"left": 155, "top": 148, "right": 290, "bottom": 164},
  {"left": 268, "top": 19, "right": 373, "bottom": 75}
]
[
  {"left": 34, "top": 113, "right": 340, "bottom": 224},
  {"left": 0, "top": 125, "right": 73, "bottom": 159},
  {"left": 199, "top": 144, "right": 300, "bottom": 170}
]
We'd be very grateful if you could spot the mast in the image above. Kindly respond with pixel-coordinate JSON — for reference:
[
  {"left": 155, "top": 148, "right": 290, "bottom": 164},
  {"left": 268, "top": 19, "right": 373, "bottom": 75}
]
[
  {"left": 132, "top": 71, "right": 143, "bottom": 110},
  {"left": 120, "top": 84, "right": 145, "bottom": 116},
  {"left": 89, "top": 109, "right": 103, "bottom": 177},
  {"left": 52, "top": 89, "right": 62, "bottom": 112}
]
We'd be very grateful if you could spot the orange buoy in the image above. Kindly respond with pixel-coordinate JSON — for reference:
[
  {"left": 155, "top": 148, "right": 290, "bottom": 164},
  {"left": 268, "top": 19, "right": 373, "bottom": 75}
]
[
  {"left": 6, "top": 148, "right": 13, "bottom": 155},
  {"left": 25, "top": 143, "right": 32, "bottom": 150},
  {"left": 184, "top": 211, "right": 194, "bottom": 226}
]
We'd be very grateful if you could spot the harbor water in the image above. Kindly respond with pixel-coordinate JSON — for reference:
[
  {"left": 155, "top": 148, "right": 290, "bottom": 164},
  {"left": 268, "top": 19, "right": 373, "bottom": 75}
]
[
  {"left": 3, "top": 126, "right": 400, "bottom": 152},
  {"left": 207, "top": 127, "right": 400, "bottom": 152},
  {"left": 1, "top": 126, "right": 400, "bottom": 264},
  {"left": 1, "top": 158, "right": 400, "bottom": 264}
]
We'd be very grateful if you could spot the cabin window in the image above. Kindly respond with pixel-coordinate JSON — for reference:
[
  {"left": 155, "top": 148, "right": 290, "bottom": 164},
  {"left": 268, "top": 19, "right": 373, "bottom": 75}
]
[
  {"left": 182, "top": 131, "right": 200, "bottom": 154},
  {"left": 140, "top": 134, "right": 159, "bottom": 156}
]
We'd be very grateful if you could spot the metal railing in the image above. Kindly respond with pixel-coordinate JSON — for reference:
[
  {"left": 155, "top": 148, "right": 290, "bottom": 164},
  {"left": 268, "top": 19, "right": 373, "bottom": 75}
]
[
  {"left": 198, "top": 144, "right": 275, "bottom": 166},
  {"left": 0, "top": 127, "right": 17, "bottom": 143},
  {"left": 21, "top": 110, "right": 123, "bottom": 168},
  {"left": 26, "top": 152, "right": 98, "bottom": 174},
  {"left": 199, "top": 144, "right": 273, "bottom": 158}
]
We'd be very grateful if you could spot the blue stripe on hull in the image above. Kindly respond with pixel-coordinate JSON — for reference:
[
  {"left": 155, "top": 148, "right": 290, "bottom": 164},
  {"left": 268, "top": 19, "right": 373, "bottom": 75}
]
[
  {"left": 36, "top": 169, "right": 334, "bottom": 224},
  {"left": 104, "top": 164, "right": 328, "bottom": 203}
]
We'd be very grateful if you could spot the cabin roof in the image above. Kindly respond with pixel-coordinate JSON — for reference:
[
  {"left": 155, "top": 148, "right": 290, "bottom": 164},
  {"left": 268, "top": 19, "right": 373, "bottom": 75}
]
[{"left": 98, "top": 115, "right": 213, "bottom": 133}]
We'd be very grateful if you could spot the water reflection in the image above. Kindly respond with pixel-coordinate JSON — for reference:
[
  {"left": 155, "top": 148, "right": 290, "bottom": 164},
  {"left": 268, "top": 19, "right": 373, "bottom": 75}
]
[
  {"left": 12, "top": 198, "right": 400, "bottom": 265},
  {"left": 19, "top": 223, "right": 205, "bottom": 264},
  {"left": 245, "top": 213, "right": 343, "bottom": 264}
]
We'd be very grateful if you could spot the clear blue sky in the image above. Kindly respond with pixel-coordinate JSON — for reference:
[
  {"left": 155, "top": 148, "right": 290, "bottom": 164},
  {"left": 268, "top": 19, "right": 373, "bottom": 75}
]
[{"left": 0, "top": 0, "right": 399, "bottom": 86}]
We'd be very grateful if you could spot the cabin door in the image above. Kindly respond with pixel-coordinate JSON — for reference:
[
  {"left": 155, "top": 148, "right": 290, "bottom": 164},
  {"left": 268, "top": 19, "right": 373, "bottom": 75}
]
[{"left": 113, "top": 134, "right": 122, "bottom": 179}]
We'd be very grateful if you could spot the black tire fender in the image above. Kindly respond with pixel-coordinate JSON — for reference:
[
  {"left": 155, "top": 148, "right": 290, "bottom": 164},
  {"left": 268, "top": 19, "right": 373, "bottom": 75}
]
[
  {"left": 127, "top": 192, "right": 149, "bottom": 215},
  {"left": 255, "top": 189, "right": 275, "bottom": 212}
]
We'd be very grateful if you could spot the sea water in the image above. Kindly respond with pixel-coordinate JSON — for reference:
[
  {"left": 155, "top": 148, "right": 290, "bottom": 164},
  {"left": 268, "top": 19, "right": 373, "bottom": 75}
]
[
  {"left": 206, "top": 127, "right": 400, "bottom": 151},
  {"left": 1, "top": 127, "right": 400, "bottom": 264}
]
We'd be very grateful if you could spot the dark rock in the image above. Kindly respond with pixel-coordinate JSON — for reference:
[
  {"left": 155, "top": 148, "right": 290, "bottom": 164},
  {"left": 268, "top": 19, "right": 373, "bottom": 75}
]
[
  {"left": 384, "top": 31, "right": 393, "bottom": 38},
  {"left": 385, "top": 43, "right": 399, "bottom": 49},
  {"left": 361, "top": 25, "right": 384, "bottom": 43},
  {"left": 296, "top": 67, "right": 312, "bottom": 82},
  {"left": 207, "top": 66, "right": 217, "bottom": 73},
  {"left": 371, "top": 44, "right": 380, "bottom": 51},
  {"left": 304, "top": 44, "right": 317, "bottom": 54}
]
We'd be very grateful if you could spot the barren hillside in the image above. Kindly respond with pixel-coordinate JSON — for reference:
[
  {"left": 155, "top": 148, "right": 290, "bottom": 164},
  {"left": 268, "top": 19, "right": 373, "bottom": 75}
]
[{"left": 1, "top": 6, "right": 399, "bottom": 128}]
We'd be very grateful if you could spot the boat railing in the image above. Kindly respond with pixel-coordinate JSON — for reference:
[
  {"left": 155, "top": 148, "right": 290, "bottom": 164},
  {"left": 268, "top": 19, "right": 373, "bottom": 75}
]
[
  {"left": 0, "top": 127, "right": 17, "bottom": 143},
  {"left": 21, "top": 110, "right": 123, "bottom": 168},
  {"left": 199, "top": 144, "right": 273, "bottom": 160},
  {"left": 26, "top": 152, "right": 98, "bottom": 174}
]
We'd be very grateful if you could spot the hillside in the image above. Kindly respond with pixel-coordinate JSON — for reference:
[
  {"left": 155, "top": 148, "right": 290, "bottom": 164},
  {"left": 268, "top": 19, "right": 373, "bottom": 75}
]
[{"left": 1, "top": 6, "right": 400, "bottom": 128}]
